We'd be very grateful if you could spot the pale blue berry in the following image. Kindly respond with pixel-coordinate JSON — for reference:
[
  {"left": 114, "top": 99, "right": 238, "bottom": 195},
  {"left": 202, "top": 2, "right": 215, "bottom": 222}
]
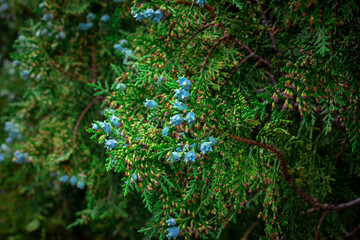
[
  {"left": 43, "top": 14, "right": 53, "bottom": 21},
  {"left": 177, "top": 76, "right": 192, "bottom": 90},
  {"left": 101, "top": 14, "right": 110, "bottom": 22},
  {"left": 200, "top": 142, "right": 212, "bottom": 154},
  {"left": 105, "top": 139, "right": 118, "bottom": 150},
  {"left": 168, "top": 152, "right": 180, "bottom": 163},
  {"left": 175, "top": 88, "right": 190, "bottom": 102},
  {"left": 167, "top": 218, "right": 176, "bottom": 226},
  {"left": 110, "top": 115, "right": 121, "bottom": 128},
  {"left": 21, "top": 70, "right": 29, "bottom": 78},
  {"left": 170, "top": 114, "right": 184, "bottom": 126},
  {"left": 101, "top": 122, "right": 112, "bottom": 135},
  {"left": 167, "top": 227, "right": 180, "bottom": 239},
  {"left": 69, "top": 176, "right": 77, "bottom": 185},
  {"left": 77, "top": 181, "right": 85, "bottom": 189},
  {"left": 153, "top": 10, "right": 163, "bottom": 23},
  {"left": 87, "top": 13, "right": 95, "bottom": 21},
  {"left": 185, "top": 112, "right": 196, "bottom": 126},
  {"left": 144, "top": 9, "right": 154, "bottom": 18},
  {"left": 185, "top": 150, "right": 196, "bottom": 163},
  {"left": 209, "top": 136, "right": 216, "bottom": 146},
  {"left": 13, "top": 60, "right": 20, "bottom": 67},
  {"left": 92, "top": 123, "right": 99, "bottom": 131},
  {"left": 59, "top": 175, "right": 69, "bottom": 183},
  {"left": 145, "top": 99, "right": 158, "bottom": 109},
  {"left": 116, "top": 83, "right": 126, "bottom": 91},
  {"left": 0, "top": 153, "right": 4, "bottom": 162},
  {"left": 172, "top": 100, "right": 188, "bottom": 111},
  {"left": 162, "top": 126, "right": 170, "bottom": 136}
]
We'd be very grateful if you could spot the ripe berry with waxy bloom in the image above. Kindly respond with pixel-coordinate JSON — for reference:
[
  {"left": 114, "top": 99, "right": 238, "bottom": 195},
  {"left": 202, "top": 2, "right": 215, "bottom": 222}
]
[
  {"left": 177, "top": 75, "right": 192, "bottom": 90},
  {"left": 167, "top": 227, "right": 180, "bottom": 239},
  {"left": 21, "top": 70, "right": 29, "bottom": 78},
  {"left": 145, "top": 99, "right": 158, "bottom": 109},
  {"left": 100, "top": 121, "right": 112, "bottom": 135},
  {"left": 175, "top": 88, "right": 190, "bottom": 102},
  {"left": 185, "top": 112, "right": 196, "bottom": 126},
  {"left": 116, "top": 83, "right": 126, "bottom": 91},
  {"left": 167, "top": 218, "right": 176, "bottom": 226},
  {"left": 170, "top": 114, "right": 184, "bottom": 126},
  {"left": 153, "top": 10, "right": 163, "bottom": 23},
  {"left": 185, "top": 150, "right": 197, "bottom": 163},
  {"left": 144, "top": 9, "right": 154, "bottom": 18},
  {"left": 162, "top": 126, "right": 170, "bottom": 136},
  {"left": 209, "top": 136, "right": 216, "bottom": 146},
  {"left": 87, "top": 13, "right": 95, "bottom": 21},
  {"left": 172, "top": 100, "right": 187, "bottom": 111},
  {"left": 43, "top": 14, "right": 53, "bottom": 21},
  {"left": 92, "top": 123, "right": 99, "bottom": 131},
  {"left": 110, "top": 115, "right": 121, "bottom": 127},
  {"left": 69, "top": 176, "right": 77, "bottom": 186},
  {"left": 105, "top": 139, "right": 118, "bottom": 150},
  {"left": 101, "top": 14, "right": 110, "bottom": 22},
  {"left": 77, "top": 181, "right": 85, "bottom": 189},
  {"left": 200, "top": 142, "right": 212, "bottom": 154},
  {"left": 59, "top": 175, "right": 69, "bottom": 183},
  {"left": 168, "top": 152, "right": 180, "bottom": 163}
]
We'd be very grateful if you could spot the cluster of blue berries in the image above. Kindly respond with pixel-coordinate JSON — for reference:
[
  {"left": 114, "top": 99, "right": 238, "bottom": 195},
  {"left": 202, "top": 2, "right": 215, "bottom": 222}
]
[
  {"left": 13, "top": 59, "right": 30, "bottom": 80},
  {"left": 133, "top": 8, "right": 163, "bottom": 23},
  {"left": 13, "top": 150, "right": 32, "bottom": 164},
  {"left": 113, "top": 39, "right": 134, "bottom": 64},
  {"left": 166, "top": 218, "right": 180, "bottom": 239},
  {"left": 93, "top": 108, "right": 125, "bottom": 151},
  {"left": 4, "top": 122, "right": 22, "bottom": 144},
  {"left": 79, "top": 12, "right": 95, "bottom": 30},
  {"left": 59, "top": 175, "right": 85, "bottom": 189}
]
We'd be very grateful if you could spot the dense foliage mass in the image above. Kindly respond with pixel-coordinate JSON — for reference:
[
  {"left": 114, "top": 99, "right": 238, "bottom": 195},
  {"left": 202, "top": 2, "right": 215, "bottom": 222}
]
[{"left": 1, "top": 0, "right": 359, "bottom": 239}]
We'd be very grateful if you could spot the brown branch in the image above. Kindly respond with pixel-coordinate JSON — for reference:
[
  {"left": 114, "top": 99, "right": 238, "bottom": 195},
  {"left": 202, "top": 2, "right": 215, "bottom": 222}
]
[
  {"left": 201, "top": 35, "right": 230, "bottom": 70},
  {"left": 183, "top": 21, "right": 216, "bottom": 48},
  {"left": 230, "top": 36, "right": 272, "bottom": 68},
  {"left": 50, "top": 60, "right": 81, "bottom": 81},
  {"left": 343, "top": 223, "right": 360, "bottom": 239},
  {"left": 335, "top": 136, "right": 347, "bottom": 162},
  {"left": 222, "top": 53, "right": 254, "bottom": 86},
  {"left": 256, "top": 0, "right": 280, "bottom": 56},
  {"left": 91, "top": 44, "right": 97, "bottom": 83},
  {"left": 315, "top": 211, "right": 328, "bottom": 240},
  {"left": 73, "top": 96, "right": 101, "bottom": 146},
  {"left": 225, "top": 132, "right": 360, "bottom": 214}
]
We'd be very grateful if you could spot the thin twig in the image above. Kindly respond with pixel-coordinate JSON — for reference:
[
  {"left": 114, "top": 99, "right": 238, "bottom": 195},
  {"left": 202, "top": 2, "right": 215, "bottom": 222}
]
[
  {"left": 183, "top": 21, "right": 216, "bottom": 48},
  {"left": 257, "top": 0, "right": 280, "bottom": 56},
  {"left": 335, "top": 136, "right": 347, "bottom": 162},
  {"left": 201, "top": 35, "right": 230, "bottom": 70},
  {"left": 343, "top": 223, "right": 360, "bottom": 239},
  {"left": 315, "top": 211, "right": 328, "bottom": 240},
  {"left": 225, "top": 132, "right": 360, "bottom": 213},
  {"left": 230, "top": 36, "right": 272, "bottom": 68},
  {"left": 73, "top": 96, "right": 101, "bottom": 146},
  {"left": 50, "top": 60, "right": 81, "bottom": 81},
  {"left": 222, "top": 53, "right": 254, "bottom": 86}
]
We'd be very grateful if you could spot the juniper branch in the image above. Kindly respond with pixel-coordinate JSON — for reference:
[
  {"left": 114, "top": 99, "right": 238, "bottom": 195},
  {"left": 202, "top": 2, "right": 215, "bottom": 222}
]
[{"left": 201, "top": 35, "right": 230, "bottom": 71}]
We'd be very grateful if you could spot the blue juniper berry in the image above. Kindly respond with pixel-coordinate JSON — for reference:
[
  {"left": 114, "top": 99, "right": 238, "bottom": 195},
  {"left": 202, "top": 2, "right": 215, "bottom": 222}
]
[
  {"left": 101, "top": 14, "right": 110, "bottom": 22},
  {"left": 145, "top": 99, "right": 158, "bottom": 109},
  {"left": 59, "top": 175, "right": 69, "bottom": 183},
  {"left": 110, "top": 115, "right": 121, "bottom": 127},
  {"left": 105, "top": 139, "right": 118, "bottom": 150},
  {"left": 185, "top": 112, "right": 196, "bottom": 126},
  {"left": 209, "top": 136, "right": 216, "bottom": 146},
  {"left": 177, "top": 75, "right": 192, "bottom": 90},
  {"left": 168, "top": 152, "right": 180, "bottom": 163},
  {"left": 172, "top": 100, "right": 188, "bottom": 111},
  {"left": 170, "top": 114, "right": 184, "bottom": 126},
  {"left": 144, "top": 9, "right": 154, "bottom": 18},
  {"left": 200, "top": 142, "right": 212, "bottom": 154},
  {"left": 162, "top": 126, "right": 170, "bottom": 136},
  {"left": 167, "top": 218, "right": 176, "bottom": 226},
  {"left": 167, "top": 227, "right": 180, "bottom": 239},
  {"left": 185, "top": 150, "right": 197, "bottom": 163},
  {"left": 69, "top": 176, "right": 77, "bottom": 186},
  {"left": 153, "top": 10, "right": 163, "bottom": 23},
  {"left": 87, "top": 12, "right": 95, "bottom": 21},
  {"left": 77, "top": 181, "right": 85, "bottom": 189},
  {"left": 175, "top": 88, "right": 190, "bottom": 102}
]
